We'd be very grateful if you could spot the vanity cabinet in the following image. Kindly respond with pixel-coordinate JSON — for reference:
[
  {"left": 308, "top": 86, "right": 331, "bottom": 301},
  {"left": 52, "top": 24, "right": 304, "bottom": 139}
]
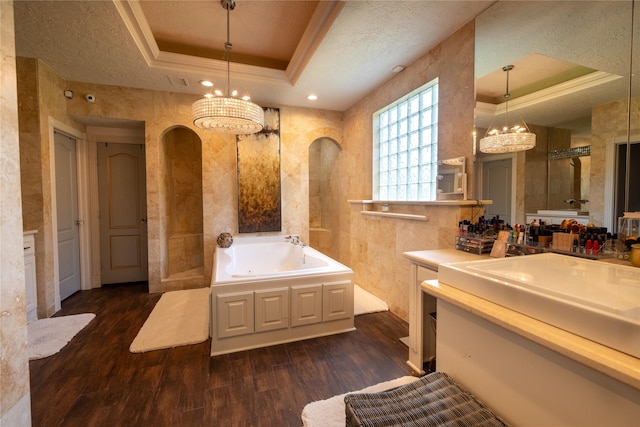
[
  {"left": 24, "top": 232, "right": 37, "bottom": 323},
  {"left": 211, "top": 276, "right": 354, "bottom": 356},
  {"left": 404, "top": 249, "right": 489, "bottom": 374}
]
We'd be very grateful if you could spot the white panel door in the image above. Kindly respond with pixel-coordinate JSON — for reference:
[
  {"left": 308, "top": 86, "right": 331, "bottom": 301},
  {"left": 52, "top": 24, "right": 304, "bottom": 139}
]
[
  {"left": 482, "top": 158, "right": 513, "bottom": 225},
  {"left": 98, "top": 143, "right": 147, "bottom": 284},
  {"left": 54, "top": 131, "right": 81, "bottom": 300}
]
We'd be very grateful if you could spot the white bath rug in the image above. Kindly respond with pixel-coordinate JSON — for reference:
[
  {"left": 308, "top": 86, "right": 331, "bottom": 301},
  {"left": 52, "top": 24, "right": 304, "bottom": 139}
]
[
  {"left": 130, "top": 287, "right": 210, "bottom": 353},
  {"left": 354, "top": 284, "right": 389, "bottom": 315},
  {"left": 301, "top": 376, "right": 419, "bottom": 427},
  {"left": 28, "top": 313, "right": 95, "bottom": 360}
]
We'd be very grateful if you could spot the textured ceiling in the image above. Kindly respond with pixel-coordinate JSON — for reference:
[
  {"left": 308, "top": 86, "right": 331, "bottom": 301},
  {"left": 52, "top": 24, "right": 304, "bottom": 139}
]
[
  {"left": 13, "top": 0, "right": 634, "bottom": 135},
  {"left": 13, "top": 0, "right": 495, "bottom": 113}
]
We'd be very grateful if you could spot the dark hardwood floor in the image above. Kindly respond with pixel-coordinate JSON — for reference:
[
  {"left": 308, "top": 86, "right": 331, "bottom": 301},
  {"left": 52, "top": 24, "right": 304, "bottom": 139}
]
[{"left": 29, "top": 283, "right": 416, "bottom": 426}]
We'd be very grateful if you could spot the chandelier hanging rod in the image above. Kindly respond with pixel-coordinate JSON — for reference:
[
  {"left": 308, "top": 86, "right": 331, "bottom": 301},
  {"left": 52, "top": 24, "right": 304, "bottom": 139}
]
[{"left": 191, "top": 0, "right": 264, "bottom": 134}]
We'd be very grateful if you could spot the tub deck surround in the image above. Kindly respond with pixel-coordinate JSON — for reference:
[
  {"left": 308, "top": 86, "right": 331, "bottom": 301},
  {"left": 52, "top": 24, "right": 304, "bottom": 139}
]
[{"left": 211, "top": 235, "right": 354, "bottom": 356}]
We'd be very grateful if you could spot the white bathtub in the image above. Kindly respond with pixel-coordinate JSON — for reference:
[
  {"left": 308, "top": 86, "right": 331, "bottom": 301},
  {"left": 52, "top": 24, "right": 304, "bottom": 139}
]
[
  {"left": 210, "top": 235, "right": 354, "bottom": 356},
  {"left": 214, "top": 235, "right": 352, "bottom": 282}
]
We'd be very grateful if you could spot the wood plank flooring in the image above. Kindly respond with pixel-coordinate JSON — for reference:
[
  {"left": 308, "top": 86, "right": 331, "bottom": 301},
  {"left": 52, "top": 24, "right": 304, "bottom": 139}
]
[{"left": 29, "top": 283, "right": 417, "bottom": 426}]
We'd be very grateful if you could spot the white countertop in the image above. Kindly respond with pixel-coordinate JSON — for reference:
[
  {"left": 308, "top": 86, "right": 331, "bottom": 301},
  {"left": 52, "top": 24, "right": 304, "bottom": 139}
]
[
  {"left": 404, "top": 248, "right": 489, "bottom": 269},
  {"left": 421, "top": 278, "right": 640, "bottom": 391}
]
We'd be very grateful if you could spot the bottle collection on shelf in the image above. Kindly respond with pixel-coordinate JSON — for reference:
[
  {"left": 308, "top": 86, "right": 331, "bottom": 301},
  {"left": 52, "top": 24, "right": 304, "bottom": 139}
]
[{"left": 456, "top": 216, "right": 624, "bottom": 259}]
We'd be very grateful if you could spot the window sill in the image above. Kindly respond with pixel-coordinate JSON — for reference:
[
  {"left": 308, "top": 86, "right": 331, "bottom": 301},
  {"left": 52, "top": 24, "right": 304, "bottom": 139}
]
[
  {"left": 349, "top": 199, "right": 491, "bottom": 221},
  {"left": 348, "top": 200, "right": 492, "bottom": 207}
]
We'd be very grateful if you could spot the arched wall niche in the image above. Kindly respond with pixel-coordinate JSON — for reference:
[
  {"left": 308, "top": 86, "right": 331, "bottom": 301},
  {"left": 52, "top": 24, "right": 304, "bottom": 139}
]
[
  {"left": 160, "top": 125, "right": 205, "bottom": 287},
  {"left": 308, "top": 136, "right": 342, "bottom": 259}
]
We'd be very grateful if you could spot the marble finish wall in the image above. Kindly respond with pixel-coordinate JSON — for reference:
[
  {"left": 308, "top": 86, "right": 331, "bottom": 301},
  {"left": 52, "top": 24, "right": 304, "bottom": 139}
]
[
  {"left": 339, "top": 22, "right": 479, "bottom": 319},
  {"left": 308, "top": 138, "right": 341, "bottom": 258},
  {"left": 1, "top": 2, "right": 31, "bottom": 424},
  {"left": 591, "top": 96, "right": 640, "bottom": 226},
  {"left": 58, "top": 82, "right": 342, "bottom": 293},
  {"left": 162, "top": 127, "right": 204, "bottom": 279},
  {"left": 13, "top": 18, "right": 479, "bottom": 320},
  {"left": 17, "top": 57, "right": 84, "bottom": 317}
]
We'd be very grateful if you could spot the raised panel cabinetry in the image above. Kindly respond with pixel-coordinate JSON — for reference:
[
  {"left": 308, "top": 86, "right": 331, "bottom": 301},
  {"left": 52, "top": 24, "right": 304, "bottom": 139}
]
[
  {"left": 211, "top": 276, "right": 354, "bottom": 356},
  {"left": 216, "top": 291, "right": 254, "bottom": 338},
  {"left": 291, "top": 284, "right": 322, "bottom": 327},
  {"left": 322, "top": 281, "right": 352, "bottom": 322},
  {"left": 255, "top": 288, "right": 289, "bottom": 332}
]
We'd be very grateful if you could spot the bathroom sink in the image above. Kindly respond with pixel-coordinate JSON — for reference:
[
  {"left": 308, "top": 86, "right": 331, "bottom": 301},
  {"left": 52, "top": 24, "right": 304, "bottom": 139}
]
[{"left": 438, "top": 253, "right": 640, "bottom": 358}]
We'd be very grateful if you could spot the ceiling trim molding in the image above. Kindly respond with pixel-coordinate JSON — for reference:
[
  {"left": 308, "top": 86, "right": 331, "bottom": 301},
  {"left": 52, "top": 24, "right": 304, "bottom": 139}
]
[
  {"left": 154, "top": 50, "right": 288, "bottom": 84},
  {"left": 477, "top": 71, "right": 623, "bottom": 116},
  {"left": 113, "top": 0, "right": 290, "bottom": 86},
  {"left": 112, "top": 0, "right": 159, "bottom": 65},
  {"left": 286, "top": 0, "right": 345, "bottom": 85}
]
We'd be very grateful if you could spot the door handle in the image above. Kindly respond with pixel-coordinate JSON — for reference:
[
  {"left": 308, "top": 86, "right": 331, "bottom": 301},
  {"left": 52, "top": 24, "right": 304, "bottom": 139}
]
[
  {"left": 74, "top": 219, "right": 84, "bottom": 226},
  {"left": 141, "top": 218, "right": 147, "bottom": 224}
]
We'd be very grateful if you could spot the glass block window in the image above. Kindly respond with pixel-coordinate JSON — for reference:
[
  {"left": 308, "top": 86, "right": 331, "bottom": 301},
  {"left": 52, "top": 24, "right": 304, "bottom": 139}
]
[{"left": 373, "top": 79, "right": 438, "bottom": 201}]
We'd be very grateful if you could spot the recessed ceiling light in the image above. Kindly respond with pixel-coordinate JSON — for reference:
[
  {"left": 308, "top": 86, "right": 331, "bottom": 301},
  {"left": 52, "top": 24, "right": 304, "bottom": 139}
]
[
  {"left": 307, "top": 94, "right": 318, "bottom": 101},
  {"left": 200, "top": 80, "right": 214, "bottom": 87},
  {"left": 391, "top": 65, "right": 406, "bottom": 73}
]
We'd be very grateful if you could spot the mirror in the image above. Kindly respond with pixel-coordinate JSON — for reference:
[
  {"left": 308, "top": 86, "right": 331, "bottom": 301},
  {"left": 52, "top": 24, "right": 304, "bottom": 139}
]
[
  {"left": 474, "top": 1, "right": 638, "bottom": 230},
  {"left": 437, "top": 157, "right": 467, "bottom": 200}
]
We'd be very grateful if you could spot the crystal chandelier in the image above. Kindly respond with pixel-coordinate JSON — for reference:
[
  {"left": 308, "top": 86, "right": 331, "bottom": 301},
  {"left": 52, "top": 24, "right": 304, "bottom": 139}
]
[
  {"left": 479, "top": 65, "right": 536, "bottom": 153},
  {"left": 192, "top": 0, "right": 264, "bottom": 134}
]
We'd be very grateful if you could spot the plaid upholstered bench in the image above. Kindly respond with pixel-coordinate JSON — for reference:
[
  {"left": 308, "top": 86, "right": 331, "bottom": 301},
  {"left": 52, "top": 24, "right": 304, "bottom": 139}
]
[{"left": 344, "top": 371, "right": 508, "bottom": 427}]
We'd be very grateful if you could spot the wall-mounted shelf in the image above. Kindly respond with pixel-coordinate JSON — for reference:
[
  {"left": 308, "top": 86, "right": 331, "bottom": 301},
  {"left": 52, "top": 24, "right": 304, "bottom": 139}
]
[
  {"left": 349, "top": 200, "right": 492, "bottom": 221},
  {"left": 360, "top": 211, "right": 428, "bottom": 221}
]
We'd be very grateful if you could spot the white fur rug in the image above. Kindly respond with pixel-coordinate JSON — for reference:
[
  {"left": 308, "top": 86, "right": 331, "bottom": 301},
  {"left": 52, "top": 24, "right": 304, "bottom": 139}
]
[
  {"left": 28, "top": 313, "right": 95, "bottom": 360},
  {"left": 301, "top": 376, "right": 420, "bottom": 427},
  {"left": 354, "top": 284, "right": 389, "bottom": 315},
  {"left": 130, "top": 287, "right": 210, "bottom": 353}
]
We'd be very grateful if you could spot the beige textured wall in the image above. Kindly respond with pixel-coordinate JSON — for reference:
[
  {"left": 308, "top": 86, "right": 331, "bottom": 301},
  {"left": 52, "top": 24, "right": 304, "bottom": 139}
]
[
  {"left": 339, "top": 22, "right": 480, "bottom": 319},
  {"left": 1, "top": 2, "right": 31, "bottom": 424}
]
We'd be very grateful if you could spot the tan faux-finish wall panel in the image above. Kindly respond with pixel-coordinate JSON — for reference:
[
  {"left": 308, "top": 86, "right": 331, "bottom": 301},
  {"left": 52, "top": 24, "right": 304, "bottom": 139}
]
[
  {"left": 16, "top": 20, "right": 478, "bottom": 320},
  {"left": 1, "top": 2, "right": 31, "bottom": 424},
  {"left": 58, "top": 82, "right": 342, "bottom": 293},
  {"left": 339, "top": 22, "right": 479, "bottom": 320}
]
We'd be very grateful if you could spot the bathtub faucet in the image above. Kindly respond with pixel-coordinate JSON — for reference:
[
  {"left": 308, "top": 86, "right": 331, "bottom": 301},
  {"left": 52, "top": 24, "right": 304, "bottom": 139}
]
[
  {"left": 285, "top": 235, "right": 306, "bottom": 247},
  {"left": 286, "top": 234, "right": 300, "bottom": 245}
]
